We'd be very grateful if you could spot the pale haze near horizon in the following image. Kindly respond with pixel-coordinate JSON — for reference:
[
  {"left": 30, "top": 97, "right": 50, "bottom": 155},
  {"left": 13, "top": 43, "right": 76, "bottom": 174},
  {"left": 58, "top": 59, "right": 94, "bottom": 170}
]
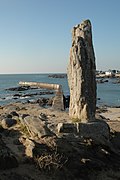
[{"left": 0, "top": 0, "right": 120, "bottom": 74}]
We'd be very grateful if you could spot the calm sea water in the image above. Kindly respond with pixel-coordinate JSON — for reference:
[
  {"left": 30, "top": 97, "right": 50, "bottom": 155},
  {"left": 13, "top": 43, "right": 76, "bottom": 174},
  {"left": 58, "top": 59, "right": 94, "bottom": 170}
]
[{"left": 0, "top": 74, "right": 119, "bottom": 107}]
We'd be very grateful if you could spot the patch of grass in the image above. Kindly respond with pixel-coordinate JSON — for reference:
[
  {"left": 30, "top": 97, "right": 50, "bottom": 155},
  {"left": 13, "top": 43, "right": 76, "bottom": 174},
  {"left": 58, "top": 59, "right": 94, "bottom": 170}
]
[
  {"left": 71, "top": 118, "right": 80, "bottom": 123},
  {"left": 35, "top": 151, "right": 68, "bottom": 172},
  {"left": 19, "top": 124, "right": 30, "bottom": 136}
]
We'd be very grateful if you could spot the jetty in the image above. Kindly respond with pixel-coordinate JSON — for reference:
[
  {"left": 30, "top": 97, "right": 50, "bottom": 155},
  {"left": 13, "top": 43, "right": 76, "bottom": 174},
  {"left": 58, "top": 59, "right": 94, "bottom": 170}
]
[{"left": 19, "top": 81, "right": 64, "bottom": 111}]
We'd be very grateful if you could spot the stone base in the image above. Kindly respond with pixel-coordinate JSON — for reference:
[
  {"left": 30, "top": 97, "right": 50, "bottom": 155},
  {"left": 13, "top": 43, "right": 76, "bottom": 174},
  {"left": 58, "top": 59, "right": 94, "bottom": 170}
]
[{"left": 57, "top": 120, "right": 110, "bottom": 144}]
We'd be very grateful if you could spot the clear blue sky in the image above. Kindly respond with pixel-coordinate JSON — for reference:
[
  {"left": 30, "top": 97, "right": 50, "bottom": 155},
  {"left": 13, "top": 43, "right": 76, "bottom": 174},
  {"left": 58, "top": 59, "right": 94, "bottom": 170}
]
[{"left": 0, "top": 0, "right": 120, "bottom": 74}]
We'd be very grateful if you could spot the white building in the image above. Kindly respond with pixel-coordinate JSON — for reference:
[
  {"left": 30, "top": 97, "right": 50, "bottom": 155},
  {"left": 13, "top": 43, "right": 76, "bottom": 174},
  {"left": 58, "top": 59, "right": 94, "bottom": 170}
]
[{"left": 105, "top": 70, "right": 116, "bottom": 76}]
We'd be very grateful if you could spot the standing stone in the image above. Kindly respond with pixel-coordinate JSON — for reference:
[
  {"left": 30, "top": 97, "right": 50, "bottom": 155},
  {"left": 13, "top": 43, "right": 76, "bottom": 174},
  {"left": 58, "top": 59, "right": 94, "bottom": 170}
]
[{"left": 67, "top": 19, "right": 96, "bottom": 122}]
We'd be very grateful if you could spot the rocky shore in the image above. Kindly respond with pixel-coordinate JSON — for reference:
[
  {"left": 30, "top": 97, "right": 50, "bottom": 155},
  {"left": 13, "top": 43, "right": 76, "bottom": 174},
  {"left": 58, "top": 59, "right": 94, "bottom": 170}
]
[
  {"left": 0, "top": 100, "right": 120, "bottom": 180},
  {"left": 48, "top": 74, "right": 67, "bottom": 78},
  {"left": 0, "top": 19, "right": 120, "bottom": 180}
]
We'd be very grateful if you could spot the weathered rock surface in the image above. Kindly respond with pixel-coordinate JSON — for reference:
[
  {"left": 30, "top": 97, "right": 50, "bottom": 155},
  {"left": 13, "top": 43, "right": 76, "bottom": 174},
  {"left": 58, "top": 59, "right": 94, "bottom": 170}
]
[
  {"left": 21, "top": 116, "right": 55, "bottom": 138},
  {"left": 67, "top": 19, "right": 96, "bottom": 122},
  {"left": 78, "top": 121, "right": 110, "bottom": 144},
  {"left": 24, "top": 138, "right": 35, "bottom": 157},
  {"left": 57, "top": 121, "right": 110, "bottom": 144}
]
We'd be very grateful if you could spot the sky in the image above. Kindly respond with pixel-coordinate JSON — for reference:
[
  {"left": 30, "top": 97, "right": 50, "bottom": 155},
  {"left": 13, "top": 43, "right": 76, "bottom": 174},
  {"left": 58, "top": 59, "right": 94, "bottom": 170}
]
[{"left": 0, "top": 0, "right": 120, "bottom": 74}]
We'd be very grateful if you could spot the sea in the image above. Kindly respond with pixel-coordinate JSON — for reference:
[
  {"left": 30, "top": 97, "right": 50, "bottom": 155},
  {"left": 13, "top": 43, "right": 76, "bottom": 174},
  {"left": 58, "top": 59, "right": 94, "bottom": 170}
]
[{"left": 0, "top": 74, "right": 120, "bottom": 107}]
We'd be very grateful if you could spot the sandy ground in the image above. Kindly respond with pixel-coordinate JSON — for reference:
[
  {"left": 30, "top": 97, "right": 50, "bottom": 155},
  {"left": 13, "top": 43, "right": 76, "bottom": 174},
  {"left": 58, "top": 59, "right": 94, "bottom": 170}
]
[
  {"left": 100, "top": 107, "right": 120, "bottom": 121},
  {"left": 99, "top": 107, "right": 120, "bottom": 132}
]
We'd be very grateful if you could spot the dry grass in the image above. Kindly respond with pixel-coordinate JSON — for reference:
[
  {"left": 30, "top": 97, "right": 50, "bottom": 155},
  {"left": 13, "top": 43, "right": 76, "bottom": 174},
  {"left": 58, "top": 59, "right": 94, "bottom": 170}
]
[
  {"left": 19, "top": 124, "right": 30, "bottom": 136},
  {"left": 35, "top": 151, "right": 68, "bottom": 172}
]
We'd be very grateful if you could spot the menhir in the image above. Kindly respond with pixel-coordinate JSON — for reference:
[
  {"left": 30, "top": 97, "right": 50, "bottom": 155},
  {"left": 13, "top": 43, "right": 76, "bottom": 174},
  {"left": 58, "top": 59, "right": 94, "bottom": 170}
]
[{"left": 67, "top": 19, "right": 96, "bottom": 122}]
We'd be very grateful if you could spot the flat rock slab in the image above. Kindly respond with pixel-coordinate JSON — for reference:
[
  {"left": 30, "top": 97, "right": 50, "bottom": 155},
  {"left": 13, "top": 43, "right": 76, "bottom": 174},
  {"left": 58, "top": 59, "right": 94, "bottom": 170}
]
[
  {"left": 23, "top": 116, "right": 55, "bottom": 138},
  {"left": 57, "top": 121, "right": 110, "bottom": 144}
]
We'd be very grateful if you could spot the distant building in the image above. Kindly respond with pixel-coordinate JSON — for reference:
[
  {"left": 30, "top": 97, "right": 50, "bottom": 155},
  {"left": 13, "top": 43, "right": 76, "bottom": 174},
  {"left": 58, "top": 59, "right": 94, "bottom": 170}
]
[
  {"left": 105, "top": 70, "right": 117, "bottom": 77},
  {"left": 96, "top": 69, "right": 120, "bottom": 77},
  {"left": 96, "top": 70, "right": 105, "bottom": 75}
]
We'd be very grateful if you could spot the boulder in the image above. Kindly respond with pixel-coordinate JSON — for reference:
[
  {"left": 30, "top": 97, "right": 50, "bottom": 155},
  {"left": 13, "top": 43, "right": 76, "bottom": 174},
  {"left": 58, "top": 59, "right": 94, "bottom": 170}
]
[
  {"left": 22, "top": 116, "right": 55, "bottom": 138},
  {"left": 1, "top": 118, "right": 17, "bottom": 128},
  {"left": 57, "top": 121, "right": 110, "bottom": 144},
  {"left": 77, "top": 121, "right": 110, "bottom": 144}
]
